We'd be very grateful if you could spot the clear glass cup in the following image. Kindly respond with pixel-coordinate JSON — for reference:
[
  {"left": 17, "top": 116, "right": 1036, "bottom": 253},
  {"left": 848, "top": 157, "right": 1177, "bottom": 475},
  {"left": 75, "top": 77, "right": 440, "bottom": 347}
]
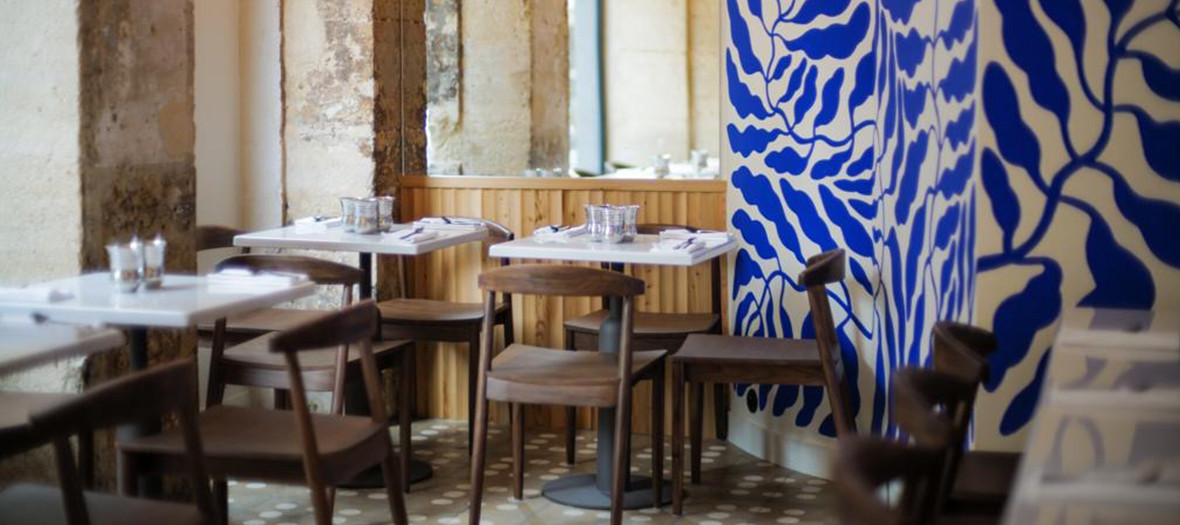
[
  {"left": 354, "top": 199, "right": 380, "bottom": 234},
  {"left": 106, "top": 242, "right": 142, "bottom": 293},
  {"left": 601, "top": 206, "right": 627, "bottom": 244},
  {"left": 585, "top": 205, "right": 606, "bottom": 242},
  {"left": 620, "top": 205, "right": 639, "bottom": 242},
  {"left": 340, "top": 197, "right": 358, "bottom": 232},
  {"left": 141, "top": 235, "right": 166, "bottom": 289},
  {"left": 376, "top": 196, "right": 396, "bottom": 232}
]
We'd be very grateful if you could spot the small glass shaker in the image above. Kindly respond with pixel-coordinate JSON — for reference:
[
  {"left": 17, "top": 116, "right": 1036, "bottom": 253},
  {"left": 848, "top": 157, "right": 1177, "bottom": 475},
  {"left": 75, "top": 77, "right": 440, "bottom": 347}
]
[
  {"left": 354, "top": 198, "right": 380, "bottom": 234},
  {"left": 376, "top": 196, "right": 396, "bottom": 232},
  {"left": 106, "top": 241, "right": 141, "bottom": 293},
  {"left": 620, "top": 205, "right": 639, "bottom": 242},
  {"left": 340, "top": 197, "right": 358, "bottom": 232},
  {"left": 140, "top": 235, "right": 166, "bottom": 289}
]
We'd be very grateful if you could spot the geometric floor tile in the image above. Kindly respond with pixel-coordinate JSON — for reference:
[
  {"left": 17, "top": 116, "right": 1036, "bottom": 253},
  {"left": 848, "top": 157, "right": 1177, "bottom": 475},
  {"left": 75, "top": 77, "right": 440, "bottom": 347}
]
[{"left": 227, "top": 419, "right": 836, "bottom": 524}]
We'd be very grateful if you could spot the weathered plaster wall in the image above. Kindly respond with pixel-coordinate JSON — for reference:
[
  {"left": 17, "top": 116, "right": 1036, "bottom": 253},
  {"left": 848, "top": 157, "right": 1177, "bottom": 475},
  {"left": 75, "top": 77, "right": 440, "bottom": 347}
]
[
  {"left": 195, "top": 0, "right": 242, "bottom": 232},
  {"left": 0, "top": 0, "right": 83, "bottom": 286},
  {"left": 530, "top": 0, "right": 571, "bottom": 170},
  {"left": 240, "top": 0, "right": 285, "bottom": 230},
  {"left": 688, "top": 0, "right": 720, "bottom": 156}
]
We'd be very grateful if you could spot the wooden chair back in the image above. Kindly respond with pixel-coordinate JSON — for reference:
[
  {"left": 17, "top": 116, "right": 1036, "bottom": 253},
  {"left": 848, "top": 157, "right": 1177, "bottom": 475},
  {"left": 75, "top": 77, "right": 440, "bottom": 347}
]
[
  {"left": 197, "top": 225, "right": 249, "bottom": 253},
  {"left": 928, "top": 320, "right": 997, "bottom": 511},
  {"left": 834, "top": 437, "right": 940, "bottom": 525},
  {"left": 214, "top": 254, "right": 364, "bottom": 288},
  {"left": 29, "top": 359, "right": 214, "bottom": 524},
  {"left": 797, "top": 249, "right": 856, "bottom": 435},
  {"left": 267, "top": 301, "right": 389, "bottom": 483}
]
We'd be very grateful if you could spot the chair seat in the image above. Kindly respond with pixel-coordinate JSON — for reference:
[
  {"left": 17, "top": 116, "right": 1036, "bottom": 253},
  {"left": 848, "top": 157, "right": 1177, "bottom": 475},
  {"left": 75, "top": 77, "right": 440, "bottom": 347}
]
[
  {"left": 0, "top": 483, "right": 204, "bottom": 525},
  {"left": 949, "top": 451, "right": 1019, "bottom": 510},
  {"left": 377, "top": 298, "right": 509, "bottom": 324},
  {"left": 222, "top": 333, "right": 413, "bottom": 370},
  {"left": 119, "top": 405, "right": 386, "bottom": 477},
  {"left": 672, "top": 333, "right": 822, "bottom": 366},
  {"left": 486, "top": 344, "right": 665, "bottom": 408},
  {"left": 0, "top": 391, "right": 75, "bottom": 452},
  {"left": 198, "top": 307, "right": 329, "bottom": 336},
  {"left": 564, "top": 309, "right": 720, "bottom": 336}
]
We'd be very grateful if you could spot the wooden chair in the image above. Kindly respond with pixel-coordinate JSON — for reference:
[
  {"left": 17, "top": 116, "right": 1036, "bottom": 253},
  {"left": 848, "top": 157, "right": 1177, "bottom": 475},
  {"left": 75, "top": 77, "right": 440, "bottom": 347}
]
[
  {"left": 470, "top": 265, "right": 667, "bottom": 525},
  {"left": 834, "top": 437, "right": 995, "bottom": 525},
  {"left": 204, "top": 254, "right": 417, "bottom": 491},
  {"left": 0, "top": 359, "right": 215, "bottom": 525},
  {"left": 119, "top": 301, "right": 408, "bottom": 525},
  {"left": 196, "top": 225, "right": 250, "bottom": 254},
  {"left": 926, "top": 321, "right": 1019, "bottom": 515},
  {"left": 0, "top": 392, "right": 95, "bottom": 488},
  {"left": 670, "top": 249, "right": 856, "bottom": 515},
  {"left": 377, "top": 218, "right": 515, "bottom": 448},
  {"left": 562, "top": 223, "right": 727, "bottom": 464}
]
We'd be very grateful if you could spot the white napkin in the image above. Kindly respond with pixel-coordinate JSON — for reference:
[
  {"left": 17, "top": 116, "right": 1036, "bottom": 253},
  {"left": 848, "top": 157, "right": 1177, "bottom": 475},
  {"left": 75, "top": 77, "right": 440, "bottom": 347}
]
[
  {"left": 658, "top": 229, "right": 730, "bottom": 242},
  {"left": 651, "top": 238, "right": 707, "bottom": 254},
  {"left": 413, "top": 217, "right": 485, "bottom": 231},
  {"left": 533, "top": 224, "right": 588, "bottom": 242},
  {"left": 391, "top": 229, "right": 440, "bottom": 245},
  {"left": 293, "top": 216, "right": 340, "bottom": 231},
  {"left": 0, "top": 287, "right": 73, "bottom": 304},
  {"left": 206, "top": 269, "right": 309, "bottom": 293}
]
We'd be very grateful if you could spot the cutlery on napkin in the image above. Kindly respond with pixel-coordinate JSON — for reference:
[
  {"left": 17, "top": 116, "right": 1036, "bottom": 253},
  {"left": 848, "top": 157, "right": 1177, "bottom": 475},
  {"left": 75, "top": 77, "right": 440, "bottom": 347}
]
[
  {"left": 293, "top": 216, "right": 341, "bottom": 230},
  {"left": 652, "top": 238, "right": 707, "bottom": 254},
  {"left": 533, "top": 224, "right": 588, "bottom": 241},
  {"left": 657, "top": 229, "right": 730, "bottom": 242},
  {"left": 393, "top": 227, "right": 440, "bottom": 244},
  {"left": 413, "top": 216, "right": 485, "bottom": 231}
]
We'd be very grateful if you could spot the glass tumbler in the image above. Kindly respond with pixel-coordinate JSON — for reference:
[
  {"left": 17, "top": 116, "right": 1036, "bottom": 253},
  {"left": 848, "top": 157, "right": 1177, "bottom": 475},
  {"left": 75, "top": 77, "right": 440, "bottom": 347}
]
[
  {"left": 585, "top": 205, "right": 606, "bottom": 242},
  {"left": 106, "top": 242, "right": 142, "bottom": 293},
  {"left": 601, "top": 206, "right": 627, "bottom": 244},
  {"left": 340, "top": 197, "right": 358, "bottom": 232},
  {"left": 376, "top": 196, "right": 396, "bottom": 232},
  {"left": 354, "top": 199, "right": 381, "bottom": 234},
  {"left": 141, "top": 236, "right": 166, "bottom": 289},
  {"left": 620, "top": 205, "right": 639, "bottom": 242}
]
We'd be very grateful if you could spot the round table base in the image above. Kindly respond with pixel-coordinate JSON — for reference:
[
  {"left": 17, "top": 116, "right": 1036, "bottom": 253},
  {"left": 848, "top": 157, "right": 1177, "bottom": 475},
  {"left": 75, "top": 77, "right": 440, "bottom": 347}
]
[
  {"left": 339, "top": 458, "right": 433, "bottom": 489},
  {"left": 541, "top": 473, "right": 672, "bottom": 510}
]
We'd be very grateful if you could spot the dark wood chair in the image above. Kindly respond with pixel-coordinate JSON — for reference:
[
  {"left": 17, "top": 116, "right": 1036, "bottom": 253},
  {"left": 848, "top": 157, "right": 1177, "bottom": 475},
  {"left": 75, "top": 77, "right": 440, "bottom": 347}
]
[
  {"left": 925, "top": 321, "right": 1019, "bottom": 515},
  {"left": 562, "top": 223, "right": 727, "bottom": 464},
  {"left": 119, "top": 301, "right": 408, "bottom": 525},
  {"left": 0, "top": 359, "right": 215, "bottom": 525},
  {"left": 204, "top": 254, "right": 417, "bottom": 491},
  {"left": 377, "top": 218, "right": 515, "bottom": 448},
  {"left": 0, "top": 392, "right": 95, "bottom": 487},
  {"left": 670, "top": 249, "right": 857, "bottom": 515},
  {"left": 197, "top": 225, "right": 250, "bottom": 254},
  {"left": 470, "top": 265, "right": 667, "bottom": 525},
  {"left": 834, "top": 437, "right": 993, "bottom": 525}
]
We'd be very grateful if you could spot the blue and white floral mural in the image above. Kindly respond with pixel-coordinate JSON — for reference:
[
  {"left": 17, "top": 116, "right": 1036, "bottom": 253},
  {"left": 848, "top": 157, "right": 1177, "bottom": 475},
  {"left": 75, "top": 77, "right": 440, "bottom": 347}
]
[{"left": 725, "top": 0, "right": 1179, "bottom": 453}]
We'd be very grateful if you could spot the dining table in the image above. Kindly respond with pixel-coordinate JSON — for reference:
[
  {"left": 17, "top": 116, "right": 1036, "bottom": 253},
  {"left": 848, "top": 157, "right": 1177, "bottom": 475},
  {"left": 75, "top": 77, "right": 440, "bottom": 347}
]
[
  {"left": 0, "top": 320, "right": 125, "bottom": 377},
  {"left": 234, "top": 218, "right": 489, "bottom": 486},
  {"left": 0, "top": 273, "right": 316, "bottom": 495},
  {"left": 1002, "top": 308, "right": 1180, "bottom": 524},
  {"left": 489, "top": 231, "right": 738, "bottom": 510}
]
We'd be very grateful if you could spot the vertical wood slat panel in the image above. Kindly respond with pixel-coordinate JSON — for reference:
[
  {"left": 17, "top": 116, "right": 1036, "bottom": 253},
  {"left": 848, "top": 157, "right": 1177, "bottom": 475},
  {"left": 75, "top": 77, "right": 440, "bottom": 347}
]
[{"left": 401, "top": 179, "right": 726, "bottom": 437}]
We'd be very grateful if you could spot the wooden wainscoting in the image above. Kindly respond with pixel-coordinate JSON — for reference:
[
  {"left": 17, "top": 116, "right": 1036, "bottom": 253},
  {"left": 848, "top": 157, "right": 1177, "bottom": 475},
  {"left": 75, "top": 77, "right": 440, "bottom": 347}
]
[{"left": 398, "top": 175, "right": 728, "bottom": 437}]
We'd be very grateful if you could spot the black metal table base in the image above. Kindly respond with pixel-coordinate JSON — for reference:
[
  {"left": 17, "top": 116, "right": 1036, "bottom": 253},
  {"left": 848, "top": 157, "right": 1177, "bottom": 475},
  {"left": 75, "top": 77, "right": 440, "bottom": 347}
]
[
  {"left": 542, "top": 474, "right": 672, "bottom": 510},
  {"left": 340, "top": 457, "right": 433, "bottom": 489}
]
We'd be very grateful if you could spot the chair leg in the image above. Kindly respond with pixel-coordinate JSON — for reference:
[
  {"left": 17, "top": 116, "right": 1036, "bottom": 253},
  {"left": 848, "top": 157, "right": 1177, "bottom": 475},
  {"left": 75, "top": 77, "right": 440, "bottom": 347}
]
[
  {"left": 610, "top": 385, "right": 633, "bottom": 525},
  {"left": 213, "top": 479, "right": 229, "bottom": 525},
  {"left": 651, "top": 362, "right": 665, "bottom": 509},
  {"left": 563, "top": 329, "right": 577, "bottom": 465},
  {"left": 502, "top": 309, "right": 515, "bottom": 346},
  {"left": 468, "top": 377, "right": 490, "bottom": 525},
  {"left": 309, "top": 484, "right": 333, "bottom": 525},
  {"left": 379, "top": 439, "right": 409, "bottom": 524},
  {"left": 713, "top": 383, "right": 729, "bottom": 440},
  {"left": 690, "top": 382, "right": 703, "bottom": 484},
  {"left": 274, "top": 389, "right": 291, "bottom": 410},
  {"left": 468, "top": 331, "right": 480, "bottom": 455},
  {"left": 399, "top": 350, "right": 415, "bottom": 493},
  {"left": 671, "top": 363, "right": 685, "bottom": 515},
  {"left": 79, "top": 430, "right": 94, "bottom": 490},
  {"left": 117, "top": 451, "right": 138, "bottom": 497},
  {"left": 511, "top": 402, "right": 525, "bottom": 500}
]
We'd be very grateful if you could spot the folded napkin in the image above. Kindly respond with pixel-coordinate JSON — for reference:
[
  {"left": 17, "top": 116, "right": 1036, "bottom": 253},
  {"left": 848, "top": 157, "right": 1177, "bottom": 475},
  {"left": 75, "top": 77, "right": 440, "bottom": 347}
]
[
  {"left": 658, "top": 229, "right": 730, "bottom": 242},
  {"left": 413, "top": 217, "right": 485, "bottom": 231},
  {"left": 206, "top": 269, "right": 309, "bottom": 292},
  {"left": 533, "top": 224, "right": 588, "bottom": 242},
  {"left": 0, "top": 287, "right": 73, "bottom": 304},
  {"left": 293, "top": 216, "right": 340, "bottom": 231},
  {"left": 651, "top": 238, "right": 707, "bottom": 254},
  {"left": 391, "top": 228, "right": 440, "bottom": 245}
]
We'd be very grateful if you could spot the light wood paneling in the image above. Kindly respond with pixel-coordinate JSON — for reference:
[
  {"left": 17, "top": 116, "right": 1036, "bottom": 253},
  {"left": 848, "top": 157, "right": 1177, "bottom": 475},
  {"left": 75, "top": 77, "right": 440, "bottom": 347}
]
[{"left": 396, "top": 176, "right": 728, "bottom": 437}]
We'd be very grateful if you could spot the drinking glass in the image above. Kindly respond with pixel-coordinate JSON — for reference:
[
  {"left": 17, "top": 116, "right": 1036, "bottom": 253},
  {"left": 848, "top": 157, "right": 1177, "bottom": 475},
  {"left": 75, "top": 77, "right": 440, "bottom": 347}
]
[
  {"left": 354, "top": 199, "right": 380, "bottom": 234},
  {"left": 106, "top": 242, "right": 141, "bottom": 293},
  {"left": 601, "top": 206, "right": 627, "bottom": 244},
  {"left": 586, "top": 205, "right": 607, "bottom": 242},
  {"left": 141, "top": 236, "right": 166, "bottom": 289},
  {"left": 620, "top": 205, "right": 639, "bottom": 242},
  {"left": 376, "top": 196, "right": 396, "bottom": 232},
  {"left": 340, "top": 197, "right": 358, "bottom": 232}
]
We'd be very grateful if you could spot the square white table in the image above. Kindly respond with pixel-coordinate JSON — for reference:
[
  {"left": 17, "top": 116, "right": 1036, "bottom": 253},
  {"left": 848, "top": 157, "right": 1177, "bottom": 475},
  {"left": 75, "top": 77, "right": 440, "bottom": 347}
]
[
  {"left": 0, "top": 322, "right": 125, "bottom": 376},
  {"left": 235, "top": 222, "right": 488, "bottom": 299},
  {"left": 490, "top": 233, "right": 737, "bottom": 510}
]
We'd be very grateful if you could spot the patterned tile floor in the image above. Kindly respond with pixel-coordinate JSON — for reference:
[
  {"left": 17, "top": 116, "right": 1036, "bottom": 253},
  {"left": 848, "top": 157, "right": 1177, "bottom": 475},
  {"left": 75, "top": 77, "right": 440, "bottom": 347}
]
[{"left": 227, "top": 419, "right": 836, "bottom": 524}]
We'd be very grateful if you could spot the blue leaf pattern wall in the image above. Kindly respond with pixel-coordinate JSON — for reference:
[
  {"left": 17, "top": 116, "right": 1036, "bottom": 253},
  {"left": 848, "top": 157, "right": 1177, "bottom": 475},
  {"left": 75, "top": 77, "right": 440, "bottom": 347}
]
[
  {"left": 972, "top": 0, "right": 1180, "bottom": 446},
  {"left": 725, "top": 0, "right": 1180, "bottom": 450},
  {"left": 725, "top": 0, "right": 978, "bottom": 439}
]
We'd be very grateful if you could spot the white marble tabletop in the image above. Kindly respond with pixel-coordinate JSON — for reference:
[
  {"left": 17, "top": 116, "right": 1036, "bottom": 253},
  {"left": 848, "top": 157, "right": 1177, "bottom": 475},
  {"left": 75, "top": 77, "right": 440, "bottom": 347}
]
[
  {"left": 0, "top": 273, "right": 315, "bottom": 328},
  {"left": 234, "top": 222, "right": 488, "bottom": 256},
  {"left": 0, "top": 322, "right": 124, "bottom": 375},
  {"left": 489, "top": 234, "right": 737, "bottom": 266},
  {"left": 1056, "top": 307, "right": 1180, "bottom": 351}
]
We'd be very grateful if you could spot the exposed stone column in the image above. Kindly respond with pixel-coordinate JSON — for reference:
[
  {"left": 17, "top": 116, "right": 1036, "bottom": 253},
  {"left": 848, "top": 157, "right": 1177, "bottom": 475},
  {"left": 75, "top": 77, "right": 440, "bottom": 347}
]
[{"left": 529, "top": 0, "right": 570, "bottom": 171}]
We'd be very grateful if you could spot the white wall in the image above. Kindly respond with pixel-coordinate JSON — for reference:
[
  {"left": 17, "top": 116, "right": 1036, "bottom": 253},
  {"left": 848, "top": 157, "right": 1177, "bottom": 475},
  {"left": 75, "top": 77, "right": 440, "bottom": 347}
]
[
  {"left": 239, "top": 0, "right": 283, "bottom": 230},
  {"left": 195, "top": 0, "right": 241, "bottom": 230}
]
